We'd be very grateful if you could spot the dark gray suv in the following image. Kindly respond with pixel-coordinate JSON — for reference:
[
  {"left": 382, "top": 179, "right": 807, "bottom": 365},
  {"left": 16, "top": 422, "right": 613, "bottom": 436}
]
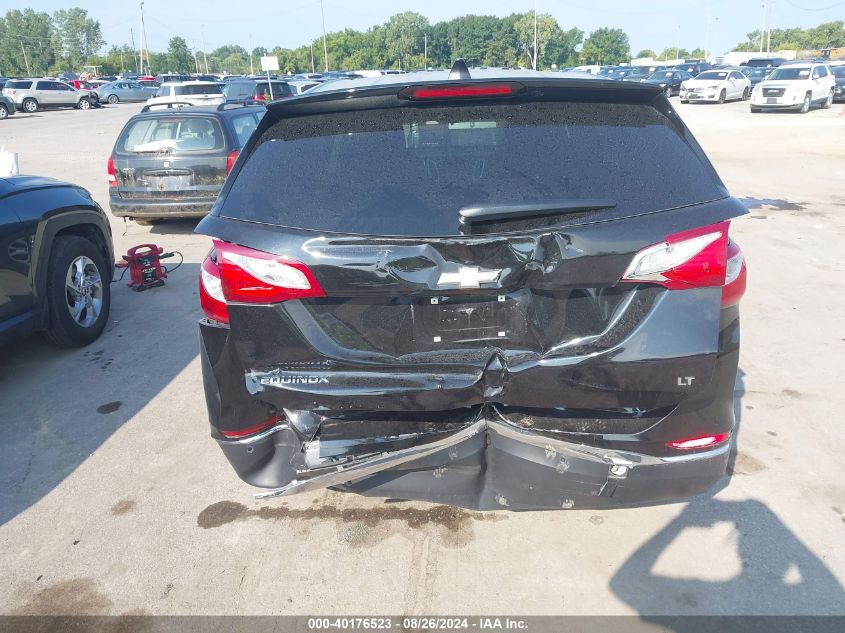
[{"left": 108, "top": 104, "right": 264, "bottom": 224}]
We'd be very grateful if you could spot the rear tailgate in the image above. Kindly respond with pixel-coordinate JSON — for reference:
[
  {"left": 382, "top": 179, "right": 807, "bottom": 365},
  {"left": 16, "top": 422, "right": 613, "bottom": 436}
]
[
  {"left": 113, "top": 115, "right": 228, "bottom": 199},
  {"left": 197, "top": 80, "right": 744, "bottom": 500}
]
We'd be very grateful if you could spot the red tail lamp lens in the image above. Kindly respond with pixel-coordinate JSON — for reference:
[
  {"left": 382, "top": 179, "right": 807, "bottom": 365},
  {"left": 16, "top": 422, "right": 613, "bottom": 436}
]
[
  {"left": 666, "top": 432, "right": 731, "bottom": 450},
  {"left": 400, "top": 83, "right": 524, "bottom": 100}
]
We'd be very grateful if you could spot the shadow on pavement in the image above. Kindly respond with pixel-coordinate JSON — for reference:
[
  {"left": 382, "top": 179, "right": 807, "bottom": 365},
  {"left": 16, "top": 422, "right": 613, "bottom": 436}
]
[
  {"left": 610, "top": 368, "right": 845, "bottom": 619},
  {"left": 0, "top": 263, "right": 201, "bottom": 527}
]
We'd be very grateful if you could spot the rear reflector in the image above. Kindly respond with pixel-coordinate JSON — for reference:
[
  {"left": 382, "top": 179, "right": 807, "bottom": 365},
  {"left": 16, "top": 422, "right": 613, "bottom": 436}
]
[
  {"left": 666, "top": 432, "right": 730, "bottom": 450},
  {"left": 399, "top": 83, "right": 524, "bottom": 100},
  {"left": 107, "top": 155, "right": 117, "bottom": 187},
  {"left": 621, "top": 221, "right": 729, "bottom": 290},
  {"left": 213, "top": 240, "right": 326, "bottom": 304},
  {"left": 220, "top": 414, "right": 285, "bottom": 439}
]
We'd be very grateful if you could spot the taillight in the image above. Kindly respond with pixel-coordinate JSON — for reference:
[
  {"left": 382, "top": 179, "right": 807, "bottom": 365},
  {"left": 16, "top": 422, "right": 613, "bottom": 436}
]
[
  {"left": 220, "top": 414, "right": 285, "bottom": 439},
  {"left": 199, "top": 250, "right": 228, "bottom": 323},
  {"left": 226, "top": 150, "right": 239, "bottom": 175},
  {"left": 213, "top": 240, "right": 326, "bottom": 304},
  {"left": 666, "top": 432, "right": 730, "bottom": 450},
  {"left": 721, "top": 238, "right": 747, "bottom": 307},
  {"left": 107, "top": 155, "right": 117, "bottom": 187},
  {"left": 621, "top": 221, "right": 729, "bottom": 290},
  {"left": 399, "top": 82, "right": 525, "bottom": 100}
]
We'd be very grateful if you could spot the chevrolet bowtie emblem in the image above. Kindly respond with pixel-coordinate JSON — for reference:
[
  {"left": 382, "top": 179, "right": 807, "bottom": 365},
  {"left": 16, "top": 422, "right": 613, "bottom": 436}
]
[{"left": 437, "top": 266, "right": 500, "bottom": 289}]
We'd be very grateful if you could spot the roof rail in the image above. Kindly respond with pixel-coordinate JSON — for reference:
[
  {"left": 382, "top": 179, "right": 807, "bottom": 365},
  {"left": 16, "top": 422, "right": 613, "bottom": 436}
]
[
  {"left": 449, "top": 59, "right": 471, "bottom": 80},
  {"left": 140, "top": 101, "right": 192, "bottom": 113},
  {"left": 215, "top": 102, "right": 266, "bottom": 111}
]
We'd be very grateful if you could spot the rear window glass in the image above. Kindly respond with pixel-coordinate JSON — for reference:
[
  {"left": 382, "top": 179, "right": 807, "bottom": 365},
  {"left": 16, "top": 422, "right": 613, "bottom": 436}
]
[
  {"left": 174, "top": 84, "right": 222, "bottom": 96},
  {"left": 120, "top": 116, "right": 224, "bottom": 152},
  {"left": 221, "top": 102, "right": 724, "bottom": 237},
  {"left": 5, "top": 80, "right": 32, "bottom": 89},
  {"left": 255, "top": 82, "right": 293, "bottom": 97},
  {"left": 230, "top": 112, "right": 262, "bottom": 147}
]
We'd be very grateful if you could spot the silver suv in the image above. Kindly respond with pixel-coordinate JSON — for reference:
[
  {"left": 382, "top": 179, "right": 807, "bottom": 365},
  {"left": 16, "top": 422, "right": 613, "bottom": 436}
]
[{"left": 1, "top": 78, "right": 97, "bottom": 113}]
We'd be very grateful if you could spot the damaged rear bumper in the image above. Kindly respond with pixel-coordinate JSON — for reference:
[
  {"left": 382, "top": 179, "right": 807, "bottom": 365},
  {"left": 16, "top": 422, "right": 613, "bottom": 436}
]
[{"left": 216, "top": 413, "right": 729, "bottom": 511}]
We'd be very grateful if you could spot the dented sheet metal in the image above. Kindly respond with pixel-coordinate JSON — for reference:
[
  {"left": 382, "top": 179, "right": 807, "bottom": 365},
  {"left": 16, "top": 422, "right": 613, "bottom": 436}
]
[{"left": 248, "top": 412, "right": 730, "bottom": 510}]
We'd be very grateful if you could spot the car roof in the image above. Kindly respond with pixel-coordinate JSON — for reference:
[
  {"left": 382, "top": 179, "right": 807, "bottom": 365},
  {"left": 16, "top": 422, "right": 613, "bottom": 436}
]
[
  {"left": 306, "top": 68, "right": 606, "bottom": 93},
  {"left": 129, "top": 104, "right": 264, "bottom": 121},
  {"left": 159, "top": 81, "right": 219, "bottom": 86}
]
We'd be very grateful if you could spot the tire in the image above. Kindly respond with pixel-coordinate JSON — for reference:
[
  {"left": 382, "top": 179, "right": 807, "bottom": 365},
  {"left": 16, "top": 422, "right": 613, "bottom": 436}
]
[
  {"left": 822, "top": 89, "right": 833, "bottom": 109},
  {"left": 664, "top": 86, "right": 672, "bottom": 98},
  {"left": 107, "top": 94, "right": 119, "bottom": 104},
  {"left": 0, "top": 104, "right": 8, "bottom": 119},
  {"left": 77, "top": 98, "right": 91, "bottom": 110},
  {"left": 743, "top": 87, "right": 751, "bottom": 101},
  {"left": 799, "top": 93, "right": 811, "bottom": 113},
  {"left": 134, "top": 218, "right": 161, "bottom": 226},
  {"left": 22, "top": 98, "right": 38, "bottom": 113},
  {"left": 44, "top": 235, "right": 111, "bottom": 347},
  {"left": 750, "top": 106, "right": 761, "bottom": 113},
  {"left": 718, "top": 89, "right": 726, "bottom": 104},
  {"left": 680, "top": 99, "right": 688, "bottom": 104}
]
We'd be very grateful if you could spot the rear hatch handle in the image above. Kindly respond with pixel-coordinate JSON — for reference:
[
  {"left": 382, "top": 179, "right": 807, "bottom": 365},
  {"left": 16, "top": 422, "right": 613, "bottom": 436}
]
[{"left": 459, "top": 199, "right": 616, "bottom": 224}]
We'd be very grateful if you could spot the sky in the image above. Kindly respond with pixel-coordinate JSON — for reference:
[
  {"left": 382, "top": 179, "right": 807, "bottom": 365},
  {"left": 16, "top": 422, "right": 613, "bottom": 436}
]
[{"left": 11, "top": 0, "right": 845, "bottom": 58}]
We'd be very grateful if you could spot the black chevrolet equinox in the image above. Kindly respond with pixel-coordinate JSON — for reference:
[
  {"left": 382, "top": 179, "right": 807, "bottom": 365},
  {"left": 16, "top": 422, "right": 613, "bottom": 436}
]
[{"left": 196, "top": 64, "right": 748, "bottom": 510}]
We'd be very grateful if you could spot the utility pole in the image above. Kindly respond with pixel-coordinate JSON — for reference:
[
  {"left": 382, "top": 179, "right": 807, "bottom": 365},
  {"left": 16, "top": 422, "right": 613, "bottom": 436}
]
[
  {"left": 249, "top": 35, "right": 254, "bottom": 75},
  {"left": 131, "top": 28, "right": 138, "bottom": 73},
  {"left": 533, "top": 0, "right": 538, "bottom": 70},
  {"left": 194, "top": 49, "right": 200, "bottom": 74},
  {"left": 320, "top": 0, "right": 329, "bottom": 72},
  {"left": 20, "top": 40, "right": 31, "bottom": 76},
  {"left": 139, "top": 2, "right": 145, "bottom": 75},
  {"left": 766, "top": 2, "right": 775, "bottom": 53},
  {"left": 201, "top": 24, "right": 209, "bottom": 74},
  {"left": 310, "top": 41, "right": 316, "bottom": 74},
  {"left": 760, "top": 4, "right": 766, "bottom": 53},
  {"left": 424, "top": 33, "right": 427, "bottom": 70}
]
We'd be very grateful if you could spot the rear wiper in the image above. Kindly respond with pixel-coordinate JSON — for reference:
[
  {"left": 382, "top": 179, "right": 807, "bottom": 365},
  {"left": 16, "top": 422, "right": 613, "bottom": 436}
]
[{"left": 459, "top": 199, "right": 616, "bottom": 224}]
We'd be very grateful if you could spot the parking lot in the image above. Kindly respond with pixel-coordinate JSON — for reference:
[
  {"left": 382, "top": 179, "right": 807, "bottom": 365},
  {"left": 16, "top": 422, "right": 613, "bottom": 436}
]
[{"left": 1, "top": 99, "right": 844, "bottom": 617}]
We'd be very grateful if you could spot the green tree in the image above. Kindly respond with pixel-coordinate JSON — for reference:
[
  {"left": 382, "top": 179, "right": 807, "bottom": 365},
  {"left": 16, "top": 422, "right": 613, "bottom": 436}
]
[
  {"left": 0, "top": 9, "right": 55, "bottom": 76},
  {"left": 513, "top": 12, "right": 560, "bottom": 68},
  {"left": 689, "top": 48, "right": 706, "bottom": 59},
  {"left": 657, "top": 47, "right": 689, "bottom": 60},
  {"left": 51, "top": 7, "right": 103, "bottom": 72},
  {"left": 383, "top": 12, "right": 429, "bottom": 70},
  {"left": 166, "top": 36, "right": 192, "bottom": 73},
  {"left": 635, "top": 49, "right": 656, "bottom": 59},
  {"left": 544, "top": 26, "right": 583, "bottom": 67},
  {"left": 580, "top": 27, "right": 630, "bottom": 65}
]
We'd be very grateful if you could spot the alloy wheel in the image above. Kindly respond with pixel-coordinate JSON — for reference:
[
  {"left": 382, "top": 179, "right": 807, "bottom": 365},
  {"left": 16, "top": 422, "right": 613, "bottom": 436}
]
[{"left": 65, "top": 256, "right": 103, "bottom": 328}]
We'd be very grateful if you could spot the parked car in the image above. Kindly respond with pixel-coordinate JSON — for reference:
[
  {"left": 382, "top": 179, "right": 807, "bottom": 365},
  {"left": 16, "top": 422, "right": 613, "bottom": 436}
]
[
  {"left": 1, "top": 79, "right": 97, "bottom": 113},
  {"left": 96, "top": 80, "right": 158, "bottom": 104},
  {"left": 0, "top": 176, "right": 113, "bottom": 347},
  {"left": 0, "top": 94, "right": 15, "bottom": 119},
  {"left": 737, "top": 66, "right": 772, "bottom": 88},
  {"left": 287, "top": 79, "right": 320, "bottom": 95},
  {"left": 832, "top": 64, "right": 845, "bottom": 102},
  {"left": 640, "top": 69, "right": 694, "bottom": 96},
  {"left": 108, "top": 103, "right": 265, "bottom": 224},
  {"left": 156, "top": 73, "right": 192, "bottom": 84},
  {"left": 750, "top": 62, "right": 835, "bottom": 113},
  {"left": 65, "top": 79, "right": 93, "bottom": 91},
  {"left": 680, "top": 69, "right": 751, "bottom": 103},
  {"left": 607, "top": 68, "right": 642, "bottom": 81},
  {"left": 741, "top": 57, "right": 787, "bottom": 69},
  {"left": 195, "top": 68, "right": 748, "bottom": 510},
  {"left": 145, "top": 81, "right": 225, "bottom": 109},
  {"left": 673, "top": 61, "right": 712, "bottom": 76},
  {"left": 222, "top": 79, "right": 295, "bottom": 103}
]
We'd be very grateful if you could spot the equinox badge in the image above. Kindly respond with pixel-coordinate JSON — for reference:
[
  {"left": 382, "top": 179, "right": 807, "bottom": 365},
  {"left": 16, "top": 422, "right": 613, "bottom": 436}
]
[{"left": 437, "top": 266, "right": 501, "bottom": 289}]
